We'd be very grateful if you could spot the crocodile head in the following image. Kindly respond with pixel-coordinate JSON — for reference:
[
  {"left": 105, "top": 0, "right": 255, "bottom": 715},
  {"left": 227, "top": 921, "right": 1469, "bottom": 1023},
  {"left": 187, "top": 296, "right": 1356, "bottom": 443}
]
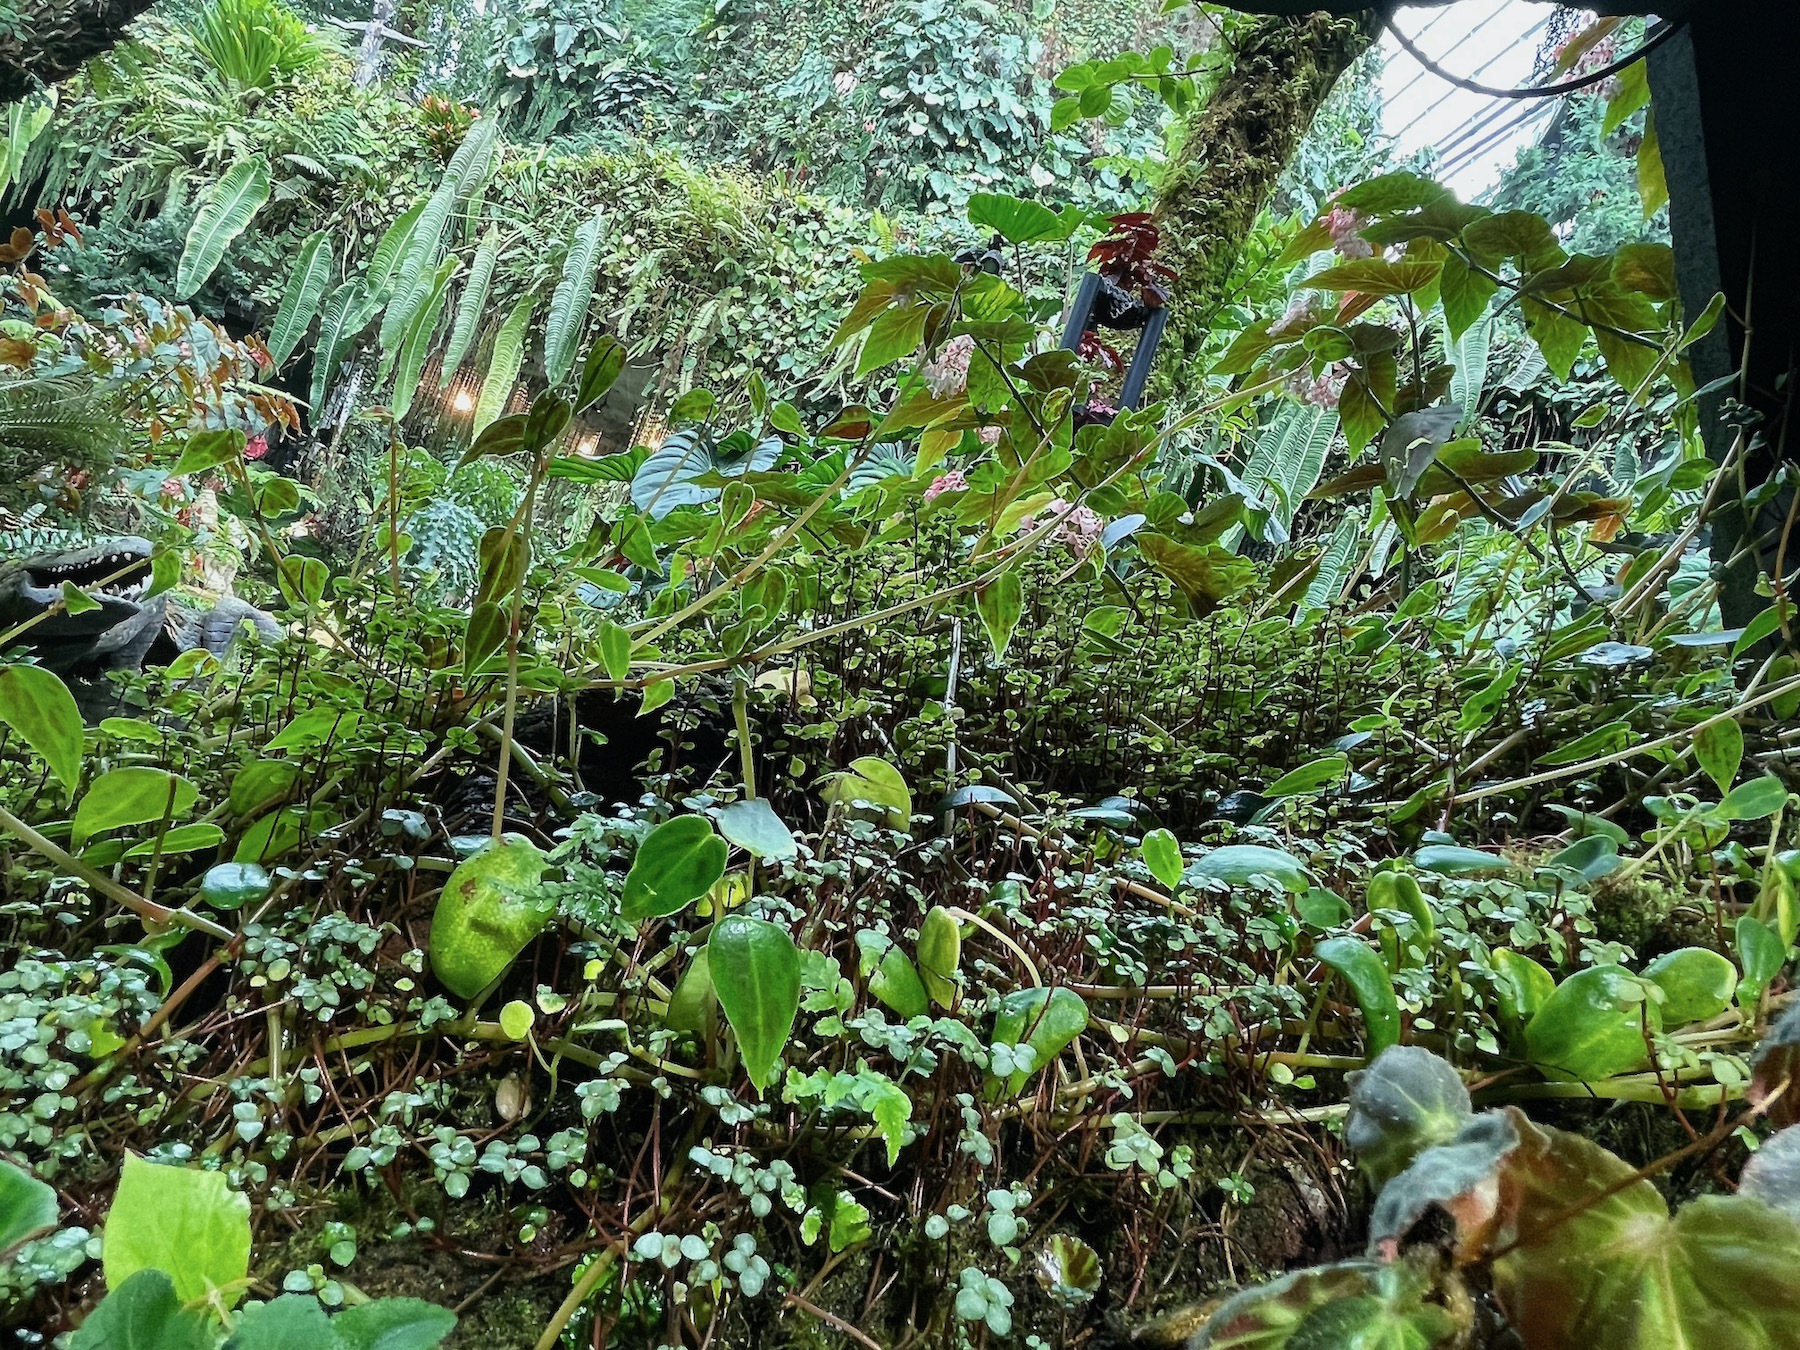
[{"left": 0, "top": 536, "right": 166, "bottom": 671}]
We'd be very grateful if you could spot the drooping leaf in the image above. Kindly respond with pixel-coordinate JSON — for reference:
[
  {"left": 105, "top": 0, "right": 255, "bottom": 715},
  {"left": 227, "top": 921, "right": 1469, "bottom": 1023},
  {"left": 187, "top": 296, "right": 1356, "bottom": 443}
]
[
  {"left": 438, "top": 226, "right": 499, "bottom": 390},
  {"left": 472, "top": 296, "right": 535, "bottom": 437},
  {"left": 1269, "top": 755, "right": 1349, "bottom": 797},
  {"left": 576, "top": 335, "right": 627, "bottom": 412},
  {"left": 967, "top": 193, "right": 1078, "bottom": 244},
  {"left": 1316, "top": 937, "right": 1402, "bottom": 1058},
  {"left": 1739, "top": 1126, "right": 1800, "bottom": 1223},
  {"left": 104, "top": 1155, "right": 251, "bottom": 1306},
  {"left": 309, "top": 278, "right": 371, "bottom": 413},
  {"left": 1140, "top": 828, "right": 1184, "bottom": 890},
  {"left": 266, "top": 230, "right": 334, "bottom": 369},
  {"left": 427, "top": 835, "right": 551, "bottom": 999},
  {"left": 975, "top": 569, "right": 1022, "bottom": 660},
  {"left": 708, "top": 914, "right": 801, "bottom": 1093},
  {"left": 620, "top": 816, "right": 728, "bottom": 920},
  {"left": 1368, "top": 1111, "right": 1519, "bottom": 1255},
  {"left": 543, "top": 208, "right": 607, "bottom": 386},
  {"left": 390, "top": 257, "right": 458, "bottom": 420},
  {"left": 1694, "top": 716, "right": 1744, "bottom": 795},
  {"left": 0, "top": 662, "right": 83, "bottom": 791},
  {"left": 176, "top": 158, "right": 270, "bottom": 299},
  {"left": 917, "top": 906, "right": 962, "bottom": 1009}
]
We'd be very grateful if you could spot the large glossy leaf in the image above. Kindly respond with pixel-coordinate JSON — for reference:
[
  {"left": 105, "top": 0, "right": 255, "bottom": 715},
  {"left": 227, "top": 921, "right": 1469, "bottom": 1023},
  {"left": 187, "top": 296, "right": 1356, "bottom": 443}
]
[
  {"left": 1492, "top": 1115, "right": 1800, "bottom": 1350},
  {"left": 1643, "top": 947, "right": 1736, "bottom": 1026},
  {"left": 71, "top": 1270, "right": 214, "bottom": 1350},
  {"left": 427, "top": 835, "right": 550, "bottom": 998},
  {"left": 472, "top": 296, "right": 534, "bottom": 437},
  {"left": 1524, "top": 965, "right": 1658, "bottom": 1081},
  {"left": 967, "top": 192, "right": 1079, "bottom": 244},
  {"left": 1345, "top": 1045, "right": 1473, "bottom": 1184},
  {"left": 717, "top": 799, "right": 798, "bottom": 861},
  {"left": 989, "top": 986, "right": 1088, "bottom": 1097},
  {"left": 543, "top": 208, "right": 606, "bottom": 386},
  {"left": 629, "top": 430, "right": 781, "bottom": 519},
  {"left": 709, "top": 915, "right": 801, "bottom": 1093},
  {"left": 104, "top": 1154, "right": 251, "bottom": 1306},
  {"left": 0, "top": 662, "right": 83, "bottom": 791},
  {"left": 176, "top": 157, "right": 270, "bottom": 299},
  {"left": 73, "top": 768, "right": 199, "bottom": 847},
  {"left": 1194, "top": 1255, "right": 1468, "bottom": 1349},
  {"left": 1192, "top": 844, "right": 1310, "bottom": 893},
  {"left": 0, "top": 1157, "right": 57, "bottom": 1255},
  {"left": 822, "top": 756, "right": 912, "bottom": 829},
  {"left": 266, "top": 230, "right": 334, "bottom": 369},
  {"left": 620, "top": 816, "right": 728, "bottom": 920},
  {"left": 1316, "top": 937, "right": 1402, "bottom": 1058}
]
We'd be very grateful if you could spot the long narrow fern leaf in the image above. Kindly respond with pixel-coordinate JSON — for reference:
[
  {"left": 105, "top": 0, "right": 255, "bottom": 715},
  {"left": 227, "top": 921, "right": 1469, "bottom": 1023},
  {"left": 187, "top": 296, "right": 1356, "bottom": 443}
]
[
  {"left": 439, "top": 226, "right": 498, "bottom": 390},
  {"left": 472, "top": 296, "right": 534, "bottom": 437},
  {"left": 310, "top": 278, "right": 371, "bottom": 414},
  {"left": 176, "top": 157, "right": 270, "bottom": 299},
  {"left": 267, "top": 230, "right": 334, "bottom": 369},
  {"left": 542, "top": 208, "right": 607, "bottom": 387}
]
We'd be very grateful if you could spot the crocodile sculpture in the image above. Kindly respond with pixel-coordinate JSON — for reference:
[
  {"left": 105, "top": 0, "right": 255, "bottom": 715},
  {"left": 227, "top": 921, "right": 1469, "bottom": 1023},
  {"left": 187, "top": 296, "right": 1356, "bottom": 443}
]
[{"left": 0, "top": 534, "right": 282, "bottom": 680}]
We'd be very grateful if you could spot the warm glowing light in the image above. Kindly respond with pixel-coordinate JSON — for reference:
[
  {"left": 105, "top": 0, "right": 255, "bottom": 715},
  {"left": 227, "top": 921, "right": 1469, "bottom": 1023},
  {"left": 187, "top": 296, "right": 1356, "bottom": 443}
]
[
  {"left": 450, "top": 389, "right": 476, "bottom": 414},
  {"left": 577, "top": 435, "right": 600, "bottom": 457},
  {"left": 638, "top": 414, "right": 668, "bottom": 451}
]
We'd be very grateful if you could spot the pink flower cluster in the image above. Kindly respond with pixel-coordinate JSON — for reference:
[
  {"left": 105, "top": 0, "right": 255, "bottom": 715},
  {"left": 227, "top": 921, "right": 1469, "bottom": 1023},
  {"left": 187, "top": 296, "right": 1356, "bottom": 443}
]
[
  {"left": 1325, "top": 205, "right": 1374, "bottom": 260},
  {"left": 924, "top": 470, "right": 968, "bottom": 501},
  {"left": 1271, "top": 292, "right": 1334, "bottom": 337},
  {"left": 244, "top": 433, "right": 269, "bottom": 461},
  {"left": 978, "top": 425, "right": 1001, "bottom": 445},
  {"left": 1285, "top": 363, "right": 1349, "bottom": 411},
  {"left": 1021, "top": 498, "right": 1104, "bottom": 552},
  {"left": 921, "top": 334, "right": 975, "bottom": 398}
]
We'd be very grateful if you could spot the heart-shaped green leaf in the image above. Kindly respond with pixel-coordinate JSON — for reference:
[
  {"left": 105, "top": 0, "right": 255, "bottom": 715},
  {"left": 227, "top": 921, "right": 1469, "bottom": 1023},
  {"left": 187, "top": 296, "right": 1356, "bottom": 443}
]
[
  {"left": 709, "top": 915, "right": 800, "bottom": 1093},
  {"left": 427, "top": 836, "right": 551, "bottom": 999},
  {"left": 621, "top": 816, "right": 728, "bottom": 920}
]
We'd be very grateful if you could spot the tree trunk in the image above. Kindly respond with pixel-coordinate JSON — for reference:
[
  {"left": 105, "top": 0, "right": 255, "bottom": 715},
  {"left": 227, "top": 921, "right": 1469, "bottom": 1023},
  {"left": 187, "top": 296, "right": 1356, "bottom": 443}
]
[
  {"left": 1153, "top": 9, "right": 1380, "bottom": 378},
  {"left": 0, "top": 0, "right": 159, "bottom": 105}
]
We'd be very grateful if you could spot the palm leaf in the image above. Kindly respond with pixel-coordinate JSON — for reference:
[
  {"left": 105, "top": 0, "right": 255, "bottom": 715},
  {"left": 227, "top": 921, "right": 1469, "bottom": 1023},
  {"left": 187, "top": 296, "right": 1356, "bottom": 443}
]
[
  {"left": 543, "top": 208, "right": 607, "bottom": 386},
  {"left": 391, "top": 259, "right": 459, "bottom": 421},
  {"left": 266, "top": 230, "right": 334, "bottom": 369},
  {"left": 472, "top": 296, "right": 534, "bottom": 437},
  {"left": 175, "top": 157, "right": 271, "bottom": 299},
  {"left": 439, "top": 226, "right": 498, "bottom": 390}
]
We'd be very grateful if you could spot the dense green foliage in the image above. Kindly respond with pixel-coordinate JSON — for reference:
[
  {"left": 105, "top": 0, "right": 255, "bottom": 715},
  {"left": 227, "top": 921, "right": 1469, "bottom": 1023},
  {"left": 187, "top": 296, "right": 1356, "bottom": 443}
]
[{"left": 1, "top": 3, "right": 1796, "bottom": 1349}]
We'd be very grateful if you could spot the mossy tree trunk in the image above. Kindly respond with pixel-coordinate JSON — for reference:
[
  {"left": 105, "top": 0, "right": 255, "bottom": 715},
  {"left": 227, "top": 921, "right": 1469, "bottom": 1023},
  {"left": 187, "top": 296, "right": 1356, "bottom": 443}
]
[
  {"left": 1153, "top": 8, "right": 1382, "bottom": 379},
  {"left": 0, "top": 0, "right": 157, "bottom": 105}
]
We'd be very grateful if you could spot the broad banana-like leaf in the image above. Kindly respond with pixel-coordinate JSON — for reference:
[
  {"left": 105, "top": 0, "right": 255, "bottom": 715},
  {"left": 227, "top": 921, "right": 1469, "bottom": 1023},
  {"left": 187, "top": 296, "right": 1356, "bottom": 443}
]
[
  {"left": 266, "top": 231, "right": 334, "bottom": 369},
  {"left": 175, "top": 158, "right": 270, "bottom": 299}
]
